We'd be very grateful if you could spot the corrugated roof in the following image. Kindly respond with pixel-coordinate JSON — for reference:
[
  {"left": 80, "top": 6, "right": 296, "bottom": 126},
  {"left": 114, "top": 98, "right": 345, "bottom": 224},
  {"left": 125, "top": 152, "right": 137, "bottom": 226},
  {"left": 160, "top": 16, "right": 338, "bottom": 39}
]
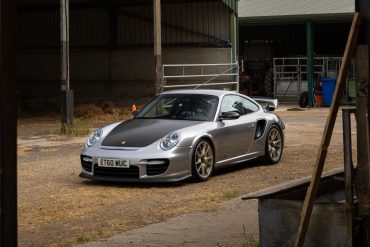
[{"left": 239, "top": 0, "right": 354, "bottom": 18}]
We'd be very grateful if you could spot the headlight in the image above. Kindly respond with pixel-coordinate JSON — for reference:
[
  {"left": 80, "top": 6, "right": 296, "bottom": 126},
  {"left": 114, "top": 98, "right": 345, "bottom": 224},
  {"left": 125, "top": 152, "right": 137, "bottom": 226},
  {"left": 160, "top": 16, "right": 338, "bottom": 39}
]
[
  {"left": 87, "top": 129, "right": 103, "bottom": 147},
  {"left": 160, "top": 133, "right": 180, "bottom": 150}
]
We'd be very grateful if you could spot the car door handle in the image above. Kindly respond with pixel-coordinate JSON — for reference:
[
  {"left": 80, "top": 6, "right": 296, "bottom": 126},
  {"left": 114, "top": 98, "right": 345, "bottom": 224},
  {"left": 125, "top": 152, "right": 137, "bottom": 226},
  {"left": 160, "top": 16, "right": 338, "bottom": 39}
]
[{"left": 248, "top": 123, "right": 255, "bottom": 129}]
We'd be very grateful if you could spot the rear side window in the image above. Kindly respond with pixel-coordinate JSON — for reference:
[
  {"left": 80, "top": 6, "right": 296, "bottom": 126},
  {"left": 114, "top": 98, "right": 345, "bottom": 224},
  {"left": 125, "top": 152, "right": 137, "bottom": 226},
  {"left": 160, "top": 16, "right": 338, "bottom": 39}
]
[
  {"left": 221, "top": 95, "right": 259, "bottom": 115},
  {"left": 240, "top": 97, "right": 259, "bottom": 113}
]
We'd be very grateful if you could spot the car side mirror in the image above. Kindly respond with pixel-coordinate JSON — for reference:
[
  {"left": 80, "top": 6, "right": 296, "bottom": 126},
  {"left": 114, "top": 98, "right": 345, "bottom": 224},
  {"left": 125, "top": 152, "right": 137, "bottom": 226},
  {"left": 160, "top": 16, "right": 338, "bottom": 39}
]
[
  {"left": 132, "top": 109, "right": 141, "bottom": 117},
  {"left": 219, "top": 111, "right": 240, "bottom": 121}
]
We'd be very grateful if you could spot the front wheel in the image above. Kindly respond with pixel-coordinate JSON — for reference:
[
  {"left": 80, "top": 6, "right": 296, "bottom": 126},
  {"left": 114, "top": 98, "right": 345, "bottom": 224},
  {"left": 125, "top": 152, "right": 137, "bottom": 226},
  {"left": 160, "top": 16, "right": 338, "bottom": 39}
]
[
  {"left": 264, "top": 126, "right": 283, "bottom": 164},
  {"left": 191, "top": 139, "right": 215, "bottom": 181}
]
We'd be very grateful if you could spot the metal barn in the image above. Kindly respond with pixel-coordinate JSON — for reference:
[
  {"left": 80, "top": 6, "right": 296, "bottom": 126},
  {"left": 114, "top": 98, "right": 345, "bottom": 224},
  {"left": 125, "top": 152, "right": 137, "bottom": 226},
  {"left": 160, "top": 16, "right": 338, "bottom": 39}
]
[{"left": 17, "top": 0, "right": 238, "bottom": 110}]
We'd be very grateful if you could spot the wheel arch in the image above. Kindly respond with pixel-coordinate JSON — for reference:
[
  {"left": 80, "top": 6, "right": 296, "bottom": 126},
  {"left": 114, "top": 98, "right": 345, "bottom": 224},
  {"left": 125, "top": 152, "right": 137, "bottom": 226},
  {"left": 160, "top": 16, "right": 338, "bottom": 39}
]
[{"left": 192, "top": 134, "right": 215, "bottom": 153}]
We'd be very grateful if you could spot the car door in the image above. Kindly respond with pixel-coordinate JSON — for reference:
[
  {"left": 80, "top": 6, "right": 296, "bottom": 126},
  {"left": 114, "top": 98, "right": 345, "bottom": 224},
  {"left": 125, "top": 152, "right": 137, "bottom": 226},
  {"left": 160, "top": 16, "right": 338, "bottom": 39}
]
[{"left": 211, "top": 95, "right": 258, "bottom": 163}]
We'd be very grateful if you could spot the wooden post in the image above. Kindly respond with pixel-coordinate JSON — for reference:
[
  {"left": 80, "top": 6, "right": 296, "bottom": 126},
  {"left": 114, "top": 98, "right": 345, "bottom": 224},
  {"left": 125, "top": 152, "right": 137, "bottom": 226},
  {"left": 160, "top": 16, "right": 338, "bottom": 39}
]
[
  {"left": 355, "top": 45, "right": 370, "bottom": 246},
  {"left": 154, "top": 0, "right": 162, "bottom": 95},
  {"left": 342, "top": 108, "right": 355, "bottom": 246},
  {"left": 355, "top": 0, "right": 370, "bottom": 244},
  {"left": 60, "top": 0, "right": 73, "bottom": 128},
  {"left": 61, "top": 0, "right": 70, "bottom": 91},
  {"left": 0, "top": 0, "right": 17, "bottom": 245},
  {"left": 293, "top": 13, "right": 361, "bottom": 247}
]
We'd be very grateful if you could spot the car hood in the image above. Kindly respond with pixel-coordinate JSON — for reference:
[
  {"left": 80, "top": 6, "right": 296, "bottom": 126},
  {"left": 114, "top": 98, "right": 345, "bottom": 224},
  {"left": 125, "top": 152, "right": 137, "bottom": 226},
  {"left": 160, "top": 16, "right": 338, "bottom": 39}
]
[{"left": 101, "top": 119, "right": 205, "bottom": 148}]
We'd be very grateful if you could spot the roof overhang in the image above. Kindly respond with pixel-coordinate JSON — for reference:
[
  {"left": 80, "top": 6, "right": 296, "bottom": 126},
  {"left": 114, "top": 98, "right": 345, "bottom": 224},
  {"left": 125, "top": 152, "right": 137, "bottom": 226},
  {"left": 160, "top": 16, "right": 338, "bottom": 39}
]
[
  {"left": 239, "top": 12, "right": 354, "bottom": 25},
  {"left": 238, "top": 0, "right": 354, "bottom": 25}
]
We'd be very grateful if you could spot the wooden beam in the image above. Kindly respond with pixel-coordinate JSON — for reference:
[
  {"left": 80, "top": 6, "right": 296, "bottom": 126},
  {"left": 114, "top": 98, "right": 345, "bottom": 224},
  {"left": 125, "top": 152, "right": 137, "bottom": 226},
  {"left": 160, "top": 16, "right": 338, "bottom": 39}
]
[
  {"left": 293, "top": 12, "right": 362, "bottom": 247},
  {"left": 342, "top": 107, "right": 355, "bottom": 246},
  {"left": 154, "top": 0, "right": 162, "bottom": 95},
  {"left": 0, "top": 0, "right": 17, "bottom": 245},
  {"left": 355, "top": 45, "right": 370, "bottom": 218},
  {"left": 355, "top": 45, "right": 370, "bottom": 247}
]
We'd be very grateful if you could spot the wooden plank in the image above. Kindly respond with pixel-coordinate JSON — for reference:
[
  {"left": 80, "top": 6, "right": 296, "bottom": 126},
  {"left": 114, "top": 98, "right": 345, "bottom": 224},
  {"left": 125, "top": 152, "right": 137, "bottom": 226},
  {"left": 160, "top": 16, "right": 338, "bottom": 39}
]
[
  {"left": 0, "top": 0, "right": 17, "bottom": 245},
  {"left": 293, "top": 12, "right": 362, "bottom": 247},
  {"left": 242, "top": 168, "right": 344, "bottom": 200}
]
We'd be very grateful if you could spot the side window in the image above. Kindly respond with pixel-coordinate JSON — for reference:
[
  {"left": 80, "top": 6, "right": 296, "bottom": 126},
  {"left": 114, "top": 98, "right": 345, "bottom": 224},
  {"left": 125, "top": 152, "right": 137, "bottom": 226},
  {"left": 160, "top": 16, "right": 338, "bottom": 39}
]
[
  {"left": 221, "top": 95, "right": 259, "bottom": 116},
  {"left": 241, "top": 97, "right": 259, "bottom": 114},
  {"left": 221, "top": 95, "right": 244, "bottom": 115}
]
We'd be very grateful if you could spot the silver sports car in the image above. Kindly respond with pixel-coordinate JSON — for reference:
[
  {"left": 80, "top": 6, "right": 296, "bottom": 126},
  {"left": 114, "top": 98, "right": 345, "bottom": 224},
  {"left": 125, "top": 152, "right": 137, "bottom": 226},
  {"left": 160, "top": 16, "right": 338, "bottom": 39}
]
[{"left": 80, "top": 89, "right": 284, "bottom": 182}]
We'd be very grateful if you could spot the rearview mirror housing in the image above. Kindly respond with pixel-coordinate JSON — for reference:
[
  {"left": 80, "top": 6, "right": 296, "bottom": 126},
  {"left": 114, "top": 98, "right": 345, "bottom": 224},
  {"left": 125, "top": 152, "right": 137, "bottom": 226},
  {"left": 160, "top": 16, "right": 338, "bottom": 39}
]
[{"left": 219, "top": 111, "right": 240, "bottom": 121}]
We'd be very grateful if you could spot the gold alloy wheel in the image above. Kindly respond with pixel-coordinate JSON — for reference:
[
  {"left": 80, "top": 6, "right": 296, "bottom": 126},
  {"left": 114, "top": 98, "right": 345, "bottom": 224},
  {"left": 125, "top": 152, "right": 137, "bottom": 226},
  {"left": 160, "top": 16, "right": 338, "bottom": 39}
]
[
  {"left": 268, "top": 127, "right": 282, "bottom": 162},
  {"left": 194, "top": 140, "right": 214, "bottom": 179}
]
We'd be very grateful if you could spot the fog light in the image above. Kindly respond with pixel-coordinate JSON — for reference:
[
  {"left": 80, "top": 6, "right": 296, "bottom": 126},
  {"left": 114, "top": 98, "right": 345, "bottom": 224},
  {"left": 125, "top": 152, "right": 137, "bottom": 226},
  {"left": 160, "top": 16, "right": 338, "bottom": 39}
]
[
  {"left": 148, "top": 160, "right": 166, "bottom": 165},
  {"left": 82, "top": 156, "right": 93, "bottom": 162},
  {"left": 140, "top": 160, "right": 167, "bottom": 165}
]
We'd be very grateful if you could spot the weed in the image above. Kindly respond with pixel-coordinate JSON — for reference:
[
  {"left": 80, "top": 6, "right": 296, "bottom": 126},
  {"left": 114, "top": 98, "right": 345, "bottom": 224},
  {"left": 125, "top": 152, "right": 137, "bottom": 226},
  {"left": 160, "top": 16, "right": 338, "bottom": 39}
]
[
  {"left": 75, "top": 234, "right": 90, "bottom": 243},
  {"left": 241, "top": 225, "right": 259, "bottom": 247},
  {"left": 112, "top": 108, "right": 122, "bottom": 122},
  {"left": 57, "top": 240, "right": 73, "bottom": 247},
  {"left": 222, "top": 190, "right": 239, "bottom": 199},
  {"left": 58, "top": 118, "right": 91, "bottom": 136}
]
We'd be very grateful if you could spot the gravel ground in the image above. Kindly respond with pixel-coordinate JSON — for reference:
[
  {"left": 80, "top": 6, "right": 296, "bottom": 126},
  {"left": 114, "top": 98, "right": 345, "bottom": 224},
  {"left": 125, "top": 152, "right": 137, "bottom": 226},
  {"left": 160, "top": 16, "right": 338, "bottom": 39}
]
[{"left": 17, "top": 106, "right": 357, "bottom": 247}]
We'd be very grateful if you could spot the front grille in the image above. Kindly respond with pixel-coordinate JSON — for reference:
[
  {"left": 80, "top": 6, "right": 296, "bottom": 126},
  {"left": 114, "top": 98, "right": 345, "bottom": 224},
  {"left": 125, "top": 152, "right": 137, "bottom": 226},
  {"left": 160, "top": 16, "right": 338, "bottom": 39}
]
[
  {"left": 147, "top": 159, "right": 170, "bottom": 176},
  {"left": 81, "top": 155, "right": 93, "bottom": 172},
  {"left": 94, "top": 164, "right": 139, "bottom": 179}
]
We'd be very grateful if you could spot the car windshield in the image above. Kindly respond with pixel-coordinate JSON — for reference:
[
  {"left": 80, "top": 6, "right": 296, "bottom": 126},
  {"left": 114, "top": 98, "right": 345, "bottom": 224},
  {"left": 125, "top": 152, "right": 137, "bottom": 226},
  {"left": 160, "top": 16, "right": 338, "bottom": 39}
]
[{"left": 136, "top": 94, "right": 219, "bottom": 121}]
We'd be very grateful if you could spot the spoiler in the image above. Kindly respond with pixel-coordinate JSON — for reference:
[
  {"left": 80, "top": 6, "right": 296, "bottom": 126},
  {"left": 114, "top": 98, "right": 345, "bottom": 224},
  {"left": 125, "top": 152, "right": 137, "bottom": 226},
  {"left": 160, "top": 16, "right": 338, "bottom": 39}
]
[{"left": 252, "top": 97, "right": 279, "bottom": 111}]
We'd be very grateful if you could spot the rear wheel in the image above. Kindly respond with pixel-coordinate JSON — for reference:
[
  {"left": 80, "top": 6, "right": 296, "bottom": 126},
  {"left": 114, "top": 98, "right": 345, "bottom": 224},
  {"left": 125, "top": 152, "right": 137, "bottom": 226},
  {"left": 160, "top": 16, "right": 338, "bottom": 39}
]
[
  {"left": 192, "top": 139, "right": 214, "bottom": 181},
  {"left": 299, "top": 91, "right": 308, "bottom": 108},
  {"left": 264, "top": 126, "right": 283, "bottom": 164},
  {"left": 264, "top": 68, "right": 274, "bottom": 97}
]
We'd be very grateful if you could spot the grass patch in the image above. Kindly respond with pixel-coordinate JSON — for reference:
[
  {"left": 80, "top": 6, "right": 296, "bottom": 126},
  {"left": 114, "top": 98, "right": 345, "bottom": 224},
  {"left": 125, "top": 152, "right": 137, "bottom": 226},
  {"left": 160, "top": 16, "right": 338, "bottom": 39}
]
[
  {"left": 241, "top": 239, "right": 259, "bottom": 247},
  {"left": 57, "top": 240, "right": 73, "bottom": 247},
  {"left": 58, "top": 118, "right": 91, "bottom": 136},
  {"left": 241, "top": 225, "right": 259, "bottom": 247},
  {"left": 75, "top": 234, "right": 90, "bottom": 243},
  {"left": 222, "top": 191, "right": 239, "bottom": 199}
]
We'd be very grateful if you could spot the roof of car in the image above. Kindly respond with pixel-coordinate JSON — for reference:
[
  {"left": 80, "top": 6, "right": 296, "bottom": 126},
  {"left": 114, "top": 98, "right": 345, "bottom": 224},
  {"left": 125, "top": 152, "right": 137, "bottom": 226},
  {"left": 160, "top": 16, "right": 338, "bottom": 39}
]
[{"left": 161, "top": 89, "right": 234, "bottom": 97}]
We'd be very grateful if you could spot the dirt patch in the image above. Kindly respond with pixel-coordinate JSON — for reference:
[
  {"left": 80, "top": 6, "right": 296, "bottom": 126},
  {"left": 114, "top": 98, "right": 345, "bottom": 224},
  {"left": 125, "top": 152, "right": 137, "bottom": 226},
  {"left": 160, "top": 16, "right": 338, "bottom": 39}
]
[{"left": 17, "top": 106, "right": 355, "bottom": 247}]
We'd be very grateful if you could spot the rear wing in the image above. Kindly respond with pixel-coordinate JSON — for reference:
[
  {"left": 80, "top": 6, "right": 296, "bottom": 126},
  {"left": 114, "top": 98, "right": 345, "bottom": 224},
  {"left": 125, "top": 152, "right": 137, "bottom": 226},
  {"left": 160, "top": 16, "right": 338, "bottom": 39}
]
[{"left": 252, "top": 97, "right": 279, "bottom": 111}]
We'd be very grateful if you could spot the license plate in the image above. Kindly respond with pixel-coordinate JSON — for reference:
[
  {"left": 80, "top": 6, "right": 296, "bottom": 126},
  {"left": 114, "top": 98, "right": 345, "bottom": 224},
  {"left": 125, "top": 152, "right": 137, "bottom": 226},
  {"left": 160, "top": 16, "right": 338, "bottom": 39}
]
[{"left": 98, "top": 158, "right": 130, "bottom": 168}]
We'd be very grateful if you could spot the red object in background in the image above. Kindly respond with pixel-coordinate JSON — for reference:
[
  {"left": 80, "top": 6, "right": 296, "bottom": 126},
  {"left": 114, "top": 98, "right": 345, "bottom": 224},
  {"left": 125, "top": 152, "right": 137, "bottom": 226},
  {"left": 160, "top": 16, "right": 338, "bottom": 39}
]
[{"left": 315, "top": 94, "right": 322, "bottom": 107}]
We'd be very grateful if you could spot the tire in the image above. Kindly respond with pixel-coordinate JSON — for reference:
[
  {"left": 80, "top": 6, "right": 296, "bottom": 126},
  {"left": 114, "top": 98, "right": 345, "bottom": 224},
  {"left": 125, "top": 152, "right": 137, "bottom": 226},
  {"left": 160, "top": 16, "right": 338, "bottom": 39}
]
[
  {"left": 191, "top": 139, "right": 215, "bottom": 181},
  {"left": 264, "top": 68, "right": 274, "bottom": 97},
  {"left": 299, "top": 91, "right": 308, "bottom": 108},
  {"left": 264, "top": 126, "right": 283, "bottom": 164}
]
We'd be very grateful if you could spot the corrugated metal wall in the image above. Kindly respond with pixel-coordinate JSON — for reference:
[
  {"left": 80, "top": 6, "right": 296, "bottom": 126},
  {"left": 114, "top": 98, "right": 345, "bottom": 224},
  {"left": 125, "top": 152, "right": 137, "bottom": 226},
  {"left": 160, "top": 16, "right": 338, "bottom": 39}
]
[{"left": 18, "top": 1, "right": 232, "bottom": 51}]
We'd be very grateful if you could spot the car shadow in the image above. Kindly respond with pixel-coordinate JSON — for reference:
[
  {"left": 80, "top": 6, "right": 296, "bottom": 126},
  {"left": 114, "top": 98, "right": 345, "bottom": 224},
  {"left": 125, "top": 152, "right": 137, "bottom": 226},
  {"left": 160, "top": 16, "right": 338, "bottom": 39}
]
[{"left": 80, "top": 179, "right": 188, "bottom": 188}]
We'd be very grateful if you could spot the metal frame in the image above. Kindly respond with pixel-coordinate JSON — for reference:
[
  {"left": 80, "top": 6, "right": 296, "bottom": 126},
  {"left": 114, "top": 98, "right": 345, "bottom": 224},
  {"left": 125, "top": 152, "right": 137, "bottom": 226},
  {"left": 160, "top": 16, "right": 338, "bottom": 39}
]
[
  {"left": 273, "top": 57, "right": 355, "bottom": 100},
  {"left": 160, "top": 63, "right": 239, "bottom": 92}
]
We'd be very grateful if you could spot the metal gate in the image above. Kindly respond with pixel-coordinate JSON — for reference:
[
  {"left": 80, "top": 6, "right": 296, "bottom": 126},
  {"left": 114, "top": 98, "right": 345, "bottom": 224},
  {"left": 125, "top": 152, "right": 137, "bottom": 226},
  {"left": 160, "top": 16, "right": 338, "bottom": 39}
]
[
  {"left": 160, "top": 63, "right": 239, "bottom": 93},
  {"left": 273, "top": 57, "right": 355, "bottom": 101}
]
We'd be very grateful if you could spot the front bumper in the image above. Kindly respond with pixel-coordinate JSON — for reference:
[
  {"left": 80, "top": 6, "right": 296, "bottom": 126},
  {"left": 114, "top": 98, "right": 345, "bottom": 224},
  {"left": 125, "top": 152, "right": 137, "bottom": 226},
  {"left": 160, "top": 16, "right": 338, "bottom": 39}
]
[{"left": 80, "top": 145, "right": 193, "bottom": 182}]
